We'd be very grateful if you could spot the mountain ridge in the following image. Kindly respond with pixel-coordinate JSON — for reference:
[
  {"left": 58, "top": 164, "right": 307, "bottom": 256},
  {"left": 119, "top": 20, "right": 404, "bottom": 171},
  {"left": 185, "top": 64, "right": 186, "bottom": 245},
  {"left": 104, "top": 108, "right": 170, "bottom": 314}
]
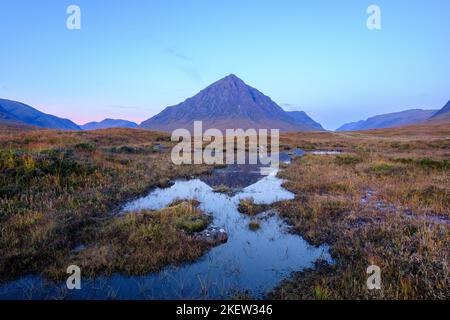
[
  {"left": 0, "top": 98, "right": 80, "bottom": 130},
  {"left": 0, "top": 105, "right": 22, "bottom": 124},
  {"left": 336, "top": 109, "right": 437, "bottom": 131},
  {"left": 140, "top": 74, "right": 324, "bottom": 132},
  {"left": 81, "top": 118, "right": 138, "bottom": 130},
  {"left": 430, "top": 100, "right": 450, "bottom": 120},
  {"left": 286, "top": 111, "right": 324, "bottom": 131}
]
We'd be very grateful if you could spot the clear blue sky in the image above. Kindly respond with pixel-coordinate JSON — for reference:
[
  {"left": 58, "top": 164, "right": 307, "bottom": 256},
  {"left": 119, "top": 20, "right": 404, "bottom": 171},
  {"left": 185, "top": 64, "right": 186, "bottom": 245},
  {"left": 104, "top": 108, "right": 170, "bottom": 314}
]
[{"left": 1, "top": 0, "right": 449, "bottom": 129}]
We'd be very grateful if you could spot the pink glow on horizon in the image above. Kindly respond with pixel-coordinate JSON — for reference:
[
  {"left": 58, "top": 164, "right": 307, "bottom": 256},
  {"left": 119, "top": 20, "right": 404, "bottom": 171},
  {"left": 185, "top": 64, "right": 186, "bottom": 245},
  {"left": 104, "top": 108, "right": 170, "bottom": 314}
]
[
  {"left": 6, "top": 96, "right": 157, "bottom": 125},
  {"left": 70, "top": 114, "right": 147, "bottom": 126}
]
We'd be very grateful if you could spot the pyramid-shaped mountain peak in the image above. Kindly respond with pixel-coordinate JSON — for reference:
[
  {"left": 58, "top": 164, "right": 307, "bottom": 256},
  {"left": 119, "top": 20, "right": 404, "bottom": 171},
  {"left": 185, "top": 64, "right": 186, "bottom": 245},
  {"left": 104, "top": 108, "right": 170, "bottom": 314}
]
[
  {"left": 219, "top": 73, "right": 241, "bottom": 82},
  {"left": 140, "top": 74, "right": 324, "bottom": 132},
  {"left": 223, "top": 73, "right": 240, "bottom": 81},
  {"left": 207, "top": 74, "right": 248, "bottom": 90},
  {"left": 431, "top": 100, "right": 450, "bottom": 118}
]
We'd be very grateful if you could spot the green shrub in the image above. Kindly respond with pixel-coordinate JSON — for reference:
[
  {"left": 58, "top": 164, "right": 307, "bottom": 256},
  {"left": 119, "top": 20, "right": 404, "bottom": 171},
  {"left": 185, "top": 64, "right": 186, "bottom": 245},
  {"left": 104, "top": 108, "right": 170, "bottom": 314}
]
[
  {"left": 370, "top": 162, "right": 405, "bottom": 175},
  {"left": 418, "top": 158, "right": 449, "bottom": 170},
  {"left": 74, "top": 142, "right": 96, "bottom": 152},
  {"left": 392, "top": 157, "right": 449, "bottom": 170},
  {"left": 334, "top": 154, "right": 363, "bottom": 166},
  {"left": 300, "top": 144, "right": 317, "bottom": 151},
  {"left": 390, "top": 142, "right": 411, "bottom": 150},
  {"left": 177, "top": 216, "right": 211, "bottom": 233}
]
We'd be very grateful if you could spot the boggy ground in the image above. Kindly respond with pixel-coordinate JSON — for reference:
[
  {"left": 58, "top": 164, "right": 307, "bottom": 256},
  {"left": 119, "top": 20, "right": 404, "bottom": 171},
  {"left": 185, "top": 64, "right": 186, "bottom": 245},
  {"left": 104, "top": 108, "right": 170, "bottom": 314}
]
[
  {"left": 67, "top": 200, "right": 212, "bottom": 278},
  {"left": 271, "top": 124, "right": 449, "bottom": 299},
  {"left": 0, "top": 128, "right": 214, "bottom": 281},
  {"left": 0, "top": 123, "right": 449, "bottom": 299}
]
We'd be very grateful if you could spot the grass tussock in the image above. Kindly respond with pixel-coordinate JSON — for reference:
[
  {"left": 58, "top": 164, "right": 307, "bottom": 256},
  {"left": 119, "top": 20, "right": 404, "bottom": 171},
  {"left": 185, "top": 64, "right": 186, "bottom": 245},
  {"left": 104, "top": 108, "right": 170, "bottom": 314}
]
[
  {"left": 49, "top": 201, "right": 212, "bottom": 278},
  {"left": 238, "top": 198, "right": 268, "bottom": 216},
  {"left": 248, "top": 220, "right": 261, "bottom": 231},
  {"left": 213, "top": 184, "right": 234, "bottom": 196}
]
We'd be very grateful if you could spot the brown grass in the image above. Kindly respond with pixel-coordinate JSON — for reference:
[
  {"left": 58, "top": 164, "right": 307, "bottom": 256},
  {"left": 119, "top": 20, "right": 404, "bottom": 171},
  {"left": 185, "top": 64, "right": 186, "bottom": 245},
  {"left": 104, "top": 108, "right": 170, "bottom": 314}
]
[
  {"left": 0, "top": 123, "right": 449, "bottom": 299},
  {"left": 0, "top": 127, "right": 213, "bottom": 281},
  {"left": 271, "top": 124, "right": 449, "bottom": 299},
  {"left": 238, "top": 198, "right": 269, "bottom": 216},
  {"left": 46, "top": 201, "right": 212, "bottom": 279}
]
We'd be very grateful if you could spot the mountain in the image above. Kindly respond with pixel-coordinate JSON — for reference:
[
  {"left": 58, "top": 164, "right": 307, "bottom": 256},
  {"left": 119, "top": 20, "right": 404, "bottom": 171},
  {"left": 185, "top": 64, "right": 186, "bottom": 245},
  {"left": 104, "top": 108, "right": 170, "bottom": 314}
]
[
  {"left": 336, "top": 109, "right": 437, "bottom": 131},
  {"left": 286, "top": 111, "right": 324, "bottom": 131},
  {"left": 141, "top": 74, "right": 322, "bottom": 132},
  {"left": 0, "top": 98, "right": 80, "bottom": 130},
  {"left": 81, "top": 119, "right": 138, "bottom": 130},
  {"left": 429, "top": 100, "right": 450, "bottom": 122},
  {"left": 0, "top": 105, "right": 22, "bottom": 124}
]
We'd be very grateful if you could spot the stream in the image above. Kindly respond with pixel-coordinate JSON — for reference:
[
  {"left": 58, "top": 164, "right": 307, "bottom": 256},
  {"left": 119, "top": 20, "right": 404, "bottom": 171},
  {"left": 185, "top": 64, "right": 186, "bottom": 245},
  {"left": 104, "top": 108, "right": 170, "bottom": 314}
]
[{"left": 0, "top": 149, "right": 331, "bottom": 299}]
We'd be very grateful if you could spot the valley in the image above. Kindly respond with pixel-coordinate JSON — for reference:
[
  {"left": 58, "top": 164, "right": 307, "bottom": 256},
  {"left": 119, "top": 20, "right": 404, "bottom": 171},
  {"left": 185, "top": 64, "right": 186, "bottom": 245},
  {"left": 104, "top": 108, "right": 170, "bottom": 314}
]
[
  {"left": 1, "top": 0, "right": 449, "bottom": 305},
  {"left": 0, "top": 123, "right": 448, "bottom": 299}
]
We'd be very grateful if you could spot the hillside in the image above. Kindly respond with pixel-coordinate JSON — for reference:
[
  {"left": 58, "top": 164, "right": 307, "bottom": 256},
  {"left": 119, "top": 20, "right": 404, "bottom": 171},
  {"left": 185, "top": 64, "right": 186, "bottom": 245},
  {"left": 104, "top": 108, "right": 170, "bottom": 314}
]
[
  {"left": 141, "top": 74, "right": 322, "bottom": 132},
  {"left": 0, "top": 99, "right": 80, "bottom": 130},
  {"left": 336, "top": 109, "right": 437, "bottom": 131},
  {"left": 286, "top": 111, "right": 324, "bottom": 131},
  {"left": 428, "top": 100, "right": 450, "bottom": 123},
  {"left": 81, "top": 119, "right": 138, "bottom": 130}
]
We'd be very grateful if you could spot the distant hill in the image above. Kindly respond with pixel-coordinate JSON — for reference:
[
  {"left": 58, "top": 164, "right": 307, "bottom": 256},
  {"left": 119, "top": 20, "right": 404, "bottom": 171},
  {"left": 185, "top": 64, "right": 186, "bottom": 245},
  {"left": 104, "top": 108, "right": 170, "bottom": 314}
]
[
  {"left": 0, "top": 98, "right": 80, "bottom": 130},
  {"left": 0, "top": 105, "right": 21, "bottom": 124},
  {"left": 286, "top": 111, "right": 324, "bottom": 131},
  {"left": 141, "top": 74, "right": 321, "bottom": 132},
  {"left": 336, "top": 109, "right": 437, "bottom": 131},
  {"left": 428, "top": 100, "right": 450, "bottom": 122},
  {"left": 81, "top": 119, "right": 138, "bottom": 130}
]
